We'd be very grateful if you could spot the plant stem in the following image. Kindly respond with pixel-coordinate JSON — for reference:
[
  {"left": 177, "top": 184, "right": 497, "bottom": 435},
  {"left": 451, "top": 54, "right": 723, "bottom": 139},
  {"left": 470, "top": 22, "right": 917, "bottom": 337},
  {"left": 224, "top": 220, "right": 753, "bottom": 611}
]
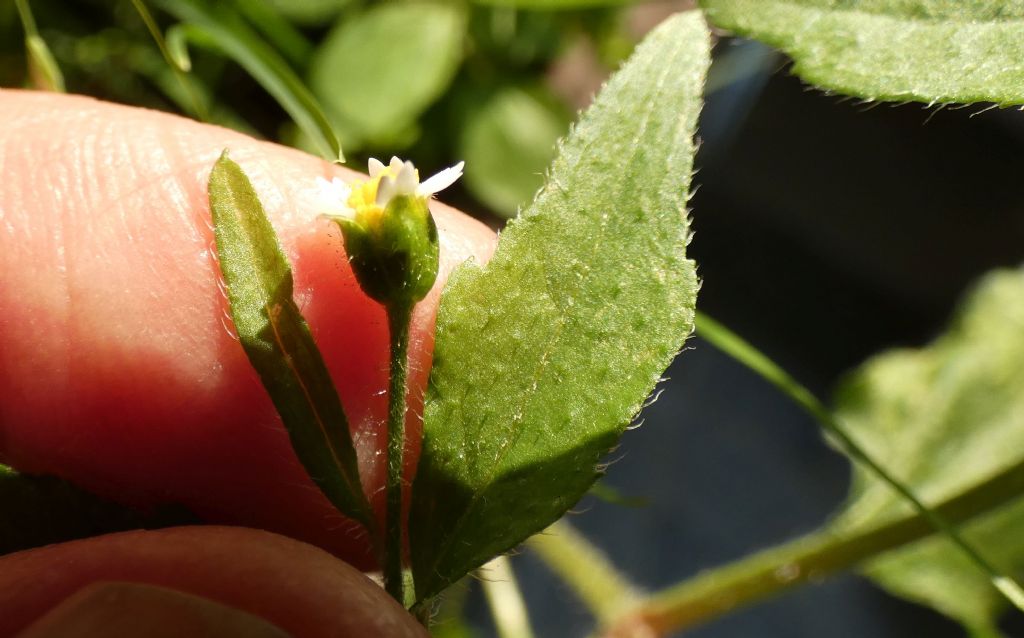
[
  {"left": 129, "top": 0, "right": 207, "bottom": 120},
  {"left": 603, "top": 453, "right": 1024, "bottom": 636},
  {"left": 527, "top": 519, "right": 641, "bottom": 624},
  {"left": 480, "top": 555, "right": 535, "bottom": 638},
  {"left": 693, "top": 311, "right": 1024, "bottom": 614},
  {"left": 384, "top": 302, "right": 413, "bottom": 604}
]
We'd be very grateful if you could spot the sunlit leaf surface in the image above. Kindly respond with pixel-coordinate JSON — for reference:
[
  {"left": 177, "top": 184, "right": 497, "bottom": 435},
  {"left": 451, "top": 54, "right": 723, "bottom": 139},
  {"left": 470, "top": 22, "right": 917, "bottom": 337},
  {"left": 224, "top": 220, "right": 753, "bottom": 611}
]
[
  {"left": 701, "top": 0, "right": 1024, "bottom": 105},
  {"left": 410, "top": 11, "right": 708, "bottom": 602}
]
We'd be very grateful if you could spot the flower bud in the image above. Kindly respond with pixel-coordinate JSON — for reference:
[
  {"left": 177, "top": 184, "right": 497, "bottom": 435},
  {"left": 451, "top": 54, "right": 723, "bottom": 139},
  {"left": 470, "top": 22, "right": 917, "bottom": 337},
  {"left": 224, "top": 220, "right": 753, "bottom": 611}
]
[{"left": 317, "top": 157, "right": 463, "bottom": 307}]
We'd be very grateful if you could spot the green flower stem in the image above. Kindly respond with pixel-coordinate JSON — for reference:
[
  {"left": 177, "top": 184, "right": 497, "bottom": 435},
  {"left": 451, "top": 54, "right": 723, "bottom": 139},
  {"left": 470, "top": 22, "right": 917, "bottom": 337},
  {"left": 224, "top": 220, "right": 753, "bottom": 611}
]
[
  {"left": 526, "top": 519, "right": 641, "bottom": 624},
  {"left": 693, "top": 311, "right": 1024, "bottom": 614},
  {"left": 604, "top": 453, "right": 1024, "bottom": 636},
  {"left": 480, "top": 555, "right": 535, "bottom": 638},
  {"left": 384, "top": 301, "right": 413, "bottom": 604}
]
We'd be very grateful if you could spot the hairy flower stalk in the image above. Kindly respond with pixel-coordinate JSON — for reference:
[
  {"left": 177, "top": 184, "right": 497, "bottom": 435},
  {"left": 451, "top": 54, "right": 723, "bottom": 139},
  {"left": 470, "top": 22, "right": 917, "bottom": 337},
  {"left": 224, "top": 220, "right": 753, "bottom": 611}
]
[{"left": 318, "top": 157, "right": 463, "bottom": 604}]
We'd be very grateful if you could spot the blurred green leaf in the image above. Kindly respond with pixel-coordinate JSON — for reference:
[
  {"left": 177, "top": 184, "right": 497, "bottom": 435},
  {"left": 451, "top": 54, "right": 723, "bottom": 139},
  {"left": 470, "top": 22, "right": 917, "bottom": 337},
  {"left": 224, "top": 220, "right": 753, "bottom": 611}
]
[
  {"left": 0, "top": 464, "right": 196, "bottom": 556},
  {"left": 232, "top": 0, "right": 313, "bottom": 66},
  {"left": 831, "top": 267, "right": 1024, "bottom": 635},
  {"left": 24, "top": 35, "right": 65, "bottom": 92},
  {"left": 460, "top": 86, "right": 568, "bottom": 218},
  {"left": 267, "top": 0, "right": 352, "bottom": 27},
  {"left": 207, "top": 153, "right": 375, "bottom": 534},
  {"left": 471, "top": 0, "right": 636, "bottom": 9},
  {"left": 158, "top": 0, "right": 343, "bottom": 160},
  {"left": 14, "top": 0, "right": 64, "bottom": 92},
  {"left": 310, "top": 2, "right": 465, "bottom": 145},
  {"left": 410, "top": 11, "right": 707, "bottom": 602},
  {"left": 700, "top": 0, "right": 1024, "bottom": 105}
]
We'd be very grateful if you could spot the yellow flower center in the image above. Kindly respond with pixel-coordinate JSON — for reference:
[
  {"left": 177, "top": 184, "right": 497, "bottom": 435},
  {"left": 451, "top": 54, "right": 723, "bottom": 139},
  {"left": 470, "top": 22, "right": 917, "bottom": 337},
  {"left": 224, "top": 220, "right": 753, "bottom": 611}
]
[{"left": 345, "top": 163, "right": 421, "bottom": 228}]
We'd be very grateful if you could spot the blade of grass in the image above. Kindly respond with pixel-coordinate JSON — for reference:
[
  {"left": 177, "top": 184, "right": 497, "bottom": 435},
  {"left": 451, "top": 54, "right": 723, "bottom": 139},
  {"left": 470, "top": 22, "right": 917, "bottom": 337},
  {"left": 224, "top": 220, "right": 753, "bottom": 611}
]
[
  {"left": 693, "top": 311, "right": 1024, "bottom": 614},
  {"left": 14, "top": 0, "right": 64, "bottom": 92},
  {"left": 129, "top": 0, "right": 207, "bottom": 120},
  {"left": 156, "top": 0, "right": 344, "bottom": 162},
  {"left": 231, "top": 0, "right": 313, "bottom": 66}
]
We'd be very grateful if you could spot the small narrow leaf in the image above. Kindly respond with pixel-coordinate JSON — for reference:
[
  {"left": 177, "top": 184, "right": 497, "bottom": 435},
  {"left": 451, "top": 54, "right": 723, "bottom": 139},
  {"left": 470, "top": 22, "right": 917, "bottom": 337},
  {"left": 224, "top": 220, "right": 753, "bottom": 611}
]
[
  {"left": 700, "top": 0, "right": 1024, "bottom": 105},
  {"left": 208, "top": 153, "right": 374, "bottom": 534},
  {"left": 410, "top": 11, "right": 707, "bottom": 601},
  {"left": 830, "top": 267, "right": 1024, "bottom": 634}
]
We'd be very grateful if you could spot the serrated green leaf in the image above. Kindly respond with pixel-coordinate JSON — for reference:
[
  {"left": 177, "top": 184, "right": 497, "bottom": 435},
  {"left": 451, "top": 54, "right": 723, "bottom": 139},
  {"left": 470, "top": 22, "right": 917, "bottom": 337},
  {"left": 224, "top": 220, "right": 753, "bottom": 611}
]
[
  {"left": 207, "top": 153, "right": 374, "bottom": 535},
  {"left": 700, "top": 0, "right": 1024, "bottom": 105},
  {"left": 310, "top": 3, "right": 465, "bottom": 144},
  {"left": 831, "top": 267, "right": 1024, "bottom": 634},
  {"left": 459, "top": 86, "right": 569, "bottom": 218},
  {"left": 410, "top": 11, "right": 707, "bottom": 602},
  {"left": 157, "top": 0, "right": 343, "bottom": 161},
  {"left": 0, "top": 464, "right": 196, "bottom": 556}
]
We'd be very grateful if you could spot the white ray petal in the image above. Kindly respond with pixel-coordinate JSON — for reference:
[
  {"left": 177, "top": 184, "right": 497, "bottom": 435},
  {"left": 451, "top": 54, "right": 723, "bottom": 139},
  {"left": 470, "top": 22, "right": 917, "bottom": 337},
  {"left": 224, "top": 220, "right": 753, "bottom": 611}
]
[
  {"left": 313, "top": 176, "right": 354, "bottom": 217},
  {"left": 376, "top": 174, "right": 397, "bottom": 207},
  {"left": 368, "top": 157, "right": 386, "bottom": 178},
  {"left": 394, "top": 161, "right": 418, "bottom": 196},
  {"left": 417, "top": 161, "right": 465, "bottom": 196}
]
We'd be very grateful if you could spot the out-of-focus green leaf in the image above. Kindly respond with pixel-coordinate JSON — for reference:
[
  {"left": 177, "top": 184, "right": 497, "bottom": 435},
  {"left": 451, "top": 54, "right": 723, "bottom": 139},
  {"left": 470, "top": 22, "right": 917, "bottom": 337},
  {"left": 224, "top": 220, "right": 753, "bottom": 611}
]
[
  {"left": 410, "top": 11, "right": 707, "bottom": 602},
  {"left": 831, "top": 267, "right": 1024, "bottom": 635},
  {"left": 14, "top": 0, "right": 64, "bottom": 92},
  {"left": 459, "top": 86, "right": 568, "bottom": 218},
  {"left": 471, "top": 0, "right": 636, "bottom": 9},
  {"left": 0, "top": 464, "right": 196, "bottom": 556},
  {"left": 232, "top": 0, "right": 313, "bottom": 66},
  {"left": 158, "top": 0, "right": 343, "bottom": 161},
  {"left": 207, "top": 153, "right": 374, "bottom": 534},
  {"left": 25, "top": 35, "right": 65, "bottom": 92},
  {"left": 267, "top": 0, "right": 352, "bottom": 26},
  {"left": 310, "top": 3, "right": 465, "bottom": 145},
  {"left": 700, "top": 0, "right": 1024, "bottom": 105}
]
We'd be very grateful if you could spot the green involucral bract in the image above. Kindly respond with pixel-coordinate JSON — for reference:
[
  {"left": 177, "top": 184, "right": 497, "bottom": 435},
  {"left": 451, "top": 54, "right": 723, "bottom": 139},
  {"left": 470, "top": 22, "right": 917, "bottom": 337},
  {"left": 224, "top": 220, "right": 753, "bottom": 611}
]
[
  {"left": 409, "top": 10, "right": 709, "bottom": 602},
  {"left": 830, "top": 267, "right": 1024, "bottom": 635},
  {"left": 207, "top": 153, "right": 375, "bottom": 536},
  {"left": 331, "top": 195, "right": 439, "bottom": 307},
  {"left": 700, "top": 0, "right": 1024, "bottom": 106}
]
